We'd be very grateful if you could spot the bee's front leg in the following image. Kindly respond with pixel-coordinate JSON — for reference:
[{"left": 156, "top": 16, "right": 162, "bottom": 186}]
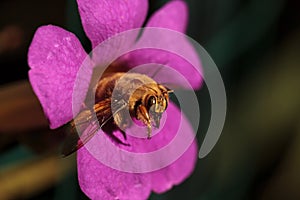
[{"left": 137, "top": 105, "right": 152, "bottom": 139}]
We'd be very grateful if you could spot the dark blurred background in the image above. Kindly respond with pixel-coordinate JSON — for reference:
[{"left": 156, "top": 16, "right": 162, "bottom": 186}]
[{"left": 0, "top": 0, "right": 299, "bottom": 199}]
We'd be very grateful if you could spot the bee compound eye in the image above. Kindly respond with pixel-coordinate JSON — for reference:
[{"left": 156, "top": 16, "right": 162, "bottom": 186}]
[{"left": 147, "top": 96, "right": 156, "bottom": 109}]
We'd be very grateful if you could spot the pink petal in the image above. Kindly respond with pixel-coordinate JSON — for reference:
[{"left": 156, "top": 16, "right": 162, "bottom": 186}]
[
  {"left": 147, "top": 0, "right": 188, "bottom": 33},
  {"left": 78, "top": 147, "right": 152, "bottom": 200},
  {"left": 116, "top": 1, "right": 203, "bottom": 89},
  {"left": 77, "top": 103, "right": 198, "bottom": 199},
  {"left": 149, "top": 139, "right": 198, "bottom": 193},
  {"left": 28, "top": 25, "right": 92, "bottom": 129},
  {"left": 77, "top": 0, "right": 148, "bottom": 48}
]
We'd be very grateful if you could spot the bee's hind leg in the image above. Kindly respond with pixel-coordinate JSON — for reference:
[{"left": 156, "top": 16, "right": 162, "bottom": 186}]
[
  {"left": 119, "top": 128, "right": 127, "bottom": 140},
  {"left": 108, "top": 131, "right": 130, "bottom": 146}
]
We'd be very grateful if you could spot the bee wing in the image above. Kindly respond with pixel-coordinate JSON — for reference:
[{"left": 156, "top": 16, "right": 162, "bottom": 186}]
[
  {"left": 61, "top": 99, "right": 127, "bottom": 157},
  {"left": 61, "top": 116, "right": 100, "bottom": 157}
]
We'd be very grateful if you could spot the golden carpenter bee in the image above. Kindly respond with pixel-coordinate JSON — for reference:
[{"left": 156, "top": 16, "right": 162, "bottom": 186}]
[{"left": 62, "top": 72, "right": 172, "bottom": 156}]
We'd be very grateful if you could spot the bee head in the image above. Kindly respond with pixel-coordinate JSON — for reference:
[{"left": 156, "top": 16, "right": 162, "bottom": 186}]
[{"left": 144, "top": 84, "right": 172, "bottom": 128}]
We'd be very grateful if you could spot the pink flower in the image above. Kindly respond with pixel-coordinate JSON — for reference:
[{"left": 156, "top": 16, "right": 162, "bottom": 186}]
[{"left": 28, "top": 0, "right": 202, "bottom": 199}]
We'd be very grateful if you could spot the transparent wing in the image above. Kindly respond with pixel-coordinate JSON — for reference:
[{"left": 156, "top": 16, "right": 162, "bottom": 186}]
[{"left": 61, "top": 99, "right": 127, "bottom": 157}]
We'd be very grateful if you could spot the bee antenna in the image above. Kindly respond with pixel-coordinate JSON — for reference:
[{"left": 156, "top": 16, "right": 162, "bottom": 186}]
[{"left": 167, "top": 89, "right": 174, "bottom": 93}]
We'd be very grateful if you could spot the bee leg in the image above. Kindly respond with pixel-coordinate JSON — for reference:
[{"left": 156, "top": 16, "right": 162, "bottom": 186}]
[
  {"left": 107, "top": 133, "right": 130, "bottom": 146},
  {"left": 137, "top": 105, "right": 152, "bottom": 139},
  {"left": 147, "top": 124, "right": 152, "bottom": 139},
  {"left": 109, "top": 124, "right": 130, "bottom": 146},
  {"left": 113, "top": 111, "right": 130, "bottom": 141},
  {"left": 120, "top": 128, "right": 127, "bottom": 140}
]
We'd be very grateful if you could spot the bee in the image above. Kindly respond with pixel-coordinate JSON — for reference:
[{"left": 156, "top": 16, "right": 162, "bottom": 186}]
[{"left": 62, "top": 72, "right": 172, "bottom": 156}]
